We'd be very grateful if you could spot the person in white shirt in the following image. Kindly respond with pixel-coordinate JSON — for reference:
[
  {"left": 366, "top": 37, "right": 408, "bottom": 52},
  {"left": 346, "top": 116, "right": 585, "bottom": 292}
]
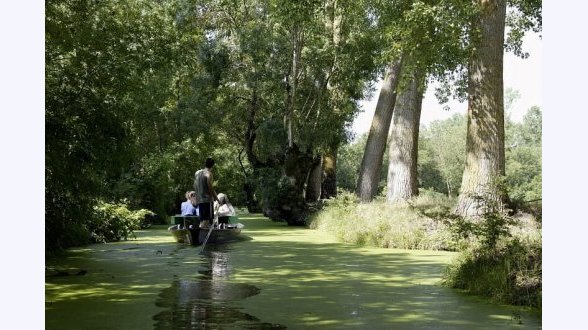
[{"left": 216, "top": 193, "right": 236, "bottom": 217}]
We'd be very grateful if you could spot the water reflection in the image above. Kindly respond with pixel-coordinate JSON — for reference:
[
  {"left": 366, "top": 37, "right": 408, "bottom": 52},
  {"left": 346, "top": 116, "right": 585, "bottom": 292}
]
[{"left": 154, "top": 245, "right": 286, "bottom": 329}]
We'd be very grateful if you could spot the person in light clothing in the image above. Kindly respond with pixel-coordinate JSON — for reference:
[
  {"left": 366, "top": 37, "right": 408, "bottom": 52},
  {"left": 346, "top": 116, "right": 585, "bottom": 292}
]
[
  {"left": 180, "top": 191, "right": 199, "bottom": 216},
  {"left": 216, "top": 193, "right": 236, "bottom": 217}
]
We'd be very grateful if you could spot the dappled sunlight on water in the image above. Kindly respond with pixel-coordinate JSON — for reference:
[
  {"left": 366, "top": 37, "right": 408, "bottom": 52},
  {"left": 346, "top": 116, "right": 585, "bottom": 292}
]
[
  {"left": 153, "top": 245, "right": 286, "bottom": 328},
  {"left": 46, "top": 215, "right": 541, "bottom": 329}
]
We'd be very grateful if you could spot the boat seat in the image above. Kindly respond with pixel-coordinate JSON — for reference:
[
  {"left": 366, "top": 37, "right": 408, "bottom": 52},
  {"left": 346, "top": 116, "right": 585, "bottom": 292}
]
[
  {"left": 218, "top": 215, "right": 239, "bottom": 224},
  {"left": 171, "top": 215, "right": 201, "bottom": 226},
  {"left": 182, "top": 216, "right": 200, "bottom": 228}
]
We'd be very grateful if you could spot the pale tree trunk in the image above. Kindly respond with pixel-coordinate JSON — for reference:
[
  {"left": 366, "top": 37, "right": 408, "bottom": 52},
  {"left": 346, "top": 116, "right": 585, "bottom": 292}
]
[
  {"left": 455, "top": 0, "right": 507, "bottom": 217},
  {"left": 317, "top": 0, "right": 342, "bottom": 200},
  {"left": 321, "top": 147, "right": 337, "bottom": 199},
  {"left": 386, "top": 72, "right": 423, "bottom": 203},
  {"left": 356, "top": 58, "right": 403, "bottom": 202},
  {"left": 286, "top": 25, "right": 303, "bottom": 148},
  {"left": 305, "top": 156, "right": 323, "bottom": 202}
]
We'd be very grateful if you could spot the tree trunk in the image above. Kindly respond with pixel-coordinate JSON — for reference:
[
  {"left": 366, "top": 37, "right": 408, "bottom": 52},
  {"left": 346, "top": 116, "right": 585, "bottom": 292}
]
[
  {"left": 386, "top": 72, "right": 423, "bottom": 203},
  {"left": 305, "top": 156, "right": 323, "bottom": 202},
  {"left": 356, "top": 58, "right": 403, "bottom": 202},
  {"left": 277, "top": 144, "right": 314, "bottom": 225},
  {"left": 318, "top": 0, "right": 341, "bottom": 201},
  {"left": 321, "top": 146, "right": 338, "bottom": 199},
  {"left": 286, "top": 25, "right": 303, "bottom": 148},
  {"left": 455, "top": 0, "right": 507, "bottom": 217}
]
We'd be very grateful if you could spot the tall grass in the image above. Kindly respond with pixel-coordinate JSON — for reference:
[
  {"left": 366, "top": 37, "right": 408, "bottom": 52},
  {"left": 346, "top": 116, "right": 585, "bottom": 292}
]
[{"left": 308, "top": 190, "right": 458, "bottom": 251}]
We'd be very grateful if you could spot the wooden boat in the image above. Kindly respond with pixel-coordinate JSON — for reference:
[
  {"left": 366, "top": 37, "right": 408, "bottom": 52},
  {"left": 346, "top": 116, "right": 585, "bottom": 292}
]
[{"left": 168, "top": 215, "right": 244, "bottom": 246}]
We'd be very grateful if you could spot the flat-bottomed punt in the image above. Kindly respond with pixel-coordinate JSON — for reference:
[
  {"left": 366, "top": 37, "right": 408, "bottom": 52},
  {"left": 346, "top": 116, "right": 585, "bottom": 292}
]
[{"left": 168, "top": 216, "right": 243, "bottom": 245}]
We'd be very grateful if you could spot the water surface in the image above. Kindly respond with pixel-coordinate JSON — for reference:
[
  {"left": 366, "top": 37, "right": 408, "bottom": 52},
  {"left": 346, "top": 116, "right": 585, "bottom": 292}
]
[{"left": 46, "top": 214, "right": 540, "bottom": 329}]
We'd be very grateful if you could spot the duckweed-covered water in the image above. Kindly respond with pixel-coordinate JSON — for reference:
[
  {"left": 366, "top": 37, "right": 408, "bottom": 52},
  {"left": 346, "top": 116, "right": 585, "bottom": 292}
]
[{"left": 46, "top": 214, "right": 541, "bottom": 329}]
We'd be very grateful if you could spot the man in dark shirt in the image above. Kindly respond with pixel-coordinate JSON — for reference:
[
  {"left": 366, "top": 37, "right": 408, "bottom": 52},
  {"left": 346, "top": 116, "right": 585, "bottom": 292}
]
[{"left": 193, "top": 157, "right": 219, "bottom": 227}]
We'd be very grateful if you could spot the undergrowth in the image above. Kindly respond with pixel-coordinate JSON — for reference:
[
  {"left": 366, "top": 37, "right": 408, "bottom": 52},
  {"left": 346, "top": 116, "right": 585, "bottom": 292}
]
[
  {"left": 443, "top": 237, "right": 542, "bottom": 308},
  {"left": 90, "top": 200, "right": 154, "bottom": 243},
  {"left": 308, "top": 189, "right": 542, "bottom": 310},
  {"left": 441, "top": 194, "right": 542, "bottom": 310},
  {"left": 308, "top": 190, "right": 458, "bottom": 251}
]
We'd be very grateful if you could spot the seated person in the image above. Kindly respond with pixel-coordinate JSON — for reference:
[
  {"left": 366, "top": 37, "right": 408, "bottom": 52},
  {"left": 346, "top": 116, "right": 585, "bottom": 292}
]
[
  {"left": 180, "top": 191, "right": 199, "bottom": 217},
  {"left": 215, "top": 193, "right": 236, "bottom": 217}
]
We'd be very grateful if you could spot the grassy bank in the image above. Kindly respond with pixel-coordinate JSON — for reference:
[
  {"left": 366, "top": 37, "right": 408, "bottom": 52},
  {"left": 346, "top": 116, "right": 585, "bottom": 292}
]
[
  {"left": 309, "top": 191, "right": 458, "bottom": 251},
  {"left": 443, "top": 236, "right": 542, "bottom": 309},
  {"left": 308, "top": 191, "right": 542, "bottom": 310}
]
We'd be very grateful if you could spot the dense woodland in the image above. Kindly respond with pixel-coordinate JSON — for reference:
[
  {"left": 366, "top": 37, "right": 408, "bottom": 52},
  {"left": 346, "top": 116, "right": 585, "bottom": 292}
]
[{"left": 46, "top": 0, "right": 541, "bottom": 251}]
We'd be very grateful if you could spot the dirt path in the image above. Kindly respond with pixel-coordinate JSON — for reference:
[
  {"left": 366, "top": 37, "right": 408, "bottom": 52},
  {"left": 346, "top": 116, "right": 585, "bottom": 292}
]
[{"left": 46, "top": 214, "right": 541, "bottom": 329}]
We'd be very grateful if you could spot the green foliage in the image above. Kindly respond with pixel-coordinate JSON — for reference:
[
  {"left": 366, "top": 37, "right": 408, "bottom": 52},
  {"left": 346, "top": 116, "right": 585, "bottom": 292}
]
[
  {"left": 505, "top": 0, "right": 542, "bottom": 58},
  {"left": 416, "top": 143, "right": 446, "bottom": 193},
  {"left": 337, "top": 133, "right": 388, "bottom": 194},
  {"left": 254, "top": 120, "right": 289, "bottom": 163},
  {"left": 418, "top": 113, "right": 467, "bottom": 196},
  {"left": 253, "top": 167, "right": 282, "bottom": 210},
  {"left": 45, "top": 0, "right": 190, "bottom": 250},
  {"left": 448, "top": 193, "right": 518, "bottom": 250},
  {"left": 251, "top": 164, "right": 308, "bottom": 225},
  {"left": 505, "top": 106, "right": 542, "bottom": 209},
  {"left": 337, "top": 134, "right": 367, "bottom": 192},
  {"left": 415, "top": 106, "right": 540, "bottom": 214},
  {"left": 443, "top": 237, "right": 542, "bottom": 309},
  {"left": 211, "top": 146, "right": 249, "bottom": 207},
  {"left": 176, "top": 0, "right": 381, "bottom": 219},
  {"left": 90, "top": 201, "right": 153, "bottom": 243},
  {"left": 442, "top": 190, "right": 541, "bottom": 309}
]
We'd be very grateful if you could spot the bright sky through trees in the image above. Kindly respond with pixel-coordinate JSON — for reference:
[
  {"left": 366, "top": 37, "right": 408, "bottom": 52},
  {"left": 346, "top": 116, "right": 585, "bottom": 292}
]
[{"left": 353, "top": 32, "right": 542, "bottom": 134}]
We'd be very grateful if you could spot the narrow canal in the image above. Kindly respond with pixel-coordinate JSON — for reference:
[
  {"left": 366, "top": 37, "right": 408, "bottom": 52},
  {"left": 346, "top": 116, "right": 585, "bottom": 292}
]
[{"left": 46, "top": 214, "right": 541, "bottom": 329}]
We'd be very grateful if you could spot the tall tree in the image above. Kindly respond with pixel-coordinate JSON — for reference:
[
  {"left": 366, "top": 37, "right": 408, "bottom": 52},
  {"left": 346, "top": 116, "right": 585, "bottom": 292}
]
[
  {"left": 318, "top": 0, "right": 344, "bottom": 200},
  {"left": 356, "top": 58, "right": 403, "bottom": 202},
  {"left": 199, "top": 0, "right": 378, "bottom": 222},
  {"left": 45, "top": 0, "right": 188, "bottom": 249},
  {"left": 386, "top": 72, "right": 424, "bottom": 203},
  {"left": 455, "top": 0, "right": 508, "bottom": 217},
  {"left": 355, "top": 0, "right": 473, "bottom": 202}
]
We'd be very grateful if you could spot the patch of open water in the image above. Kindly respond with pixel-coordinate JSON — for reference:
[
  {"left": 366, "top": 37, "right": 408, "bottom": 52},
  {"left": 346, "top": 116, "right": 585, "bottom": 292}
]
[{"left": 153, "top": 245, "right": 287, "bottom": 329}]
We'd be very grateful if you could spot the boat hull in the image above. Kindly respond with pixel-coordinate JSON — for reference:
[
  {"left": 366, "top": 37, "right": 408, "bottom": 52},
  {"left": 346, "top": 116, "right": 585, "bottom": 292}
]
[{"left": 168, "top": 223, "right": 243, "bottom": 246}]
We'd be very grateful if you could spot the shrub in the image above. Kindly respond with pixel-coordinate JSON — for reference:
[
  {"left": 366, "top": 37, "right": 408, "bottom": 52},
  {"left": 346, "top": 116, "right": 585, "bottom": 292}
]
[
  {"left": 90, "top": 201, "right": 154, "bottom": 243},
  {"left": 443, "top": 237, "right": 542, "bottom": 309},
  {"left": 442, "top": 193, "right": 542, "bottom": 309}
]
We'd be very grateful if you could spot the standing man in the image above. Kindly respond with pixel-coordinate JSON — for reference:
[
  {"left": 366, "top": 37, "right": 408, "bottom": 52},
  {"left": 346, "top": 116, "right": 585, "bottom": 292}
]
[{"left": 194, "top": 157, "right": 219, "bottom": 227}]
